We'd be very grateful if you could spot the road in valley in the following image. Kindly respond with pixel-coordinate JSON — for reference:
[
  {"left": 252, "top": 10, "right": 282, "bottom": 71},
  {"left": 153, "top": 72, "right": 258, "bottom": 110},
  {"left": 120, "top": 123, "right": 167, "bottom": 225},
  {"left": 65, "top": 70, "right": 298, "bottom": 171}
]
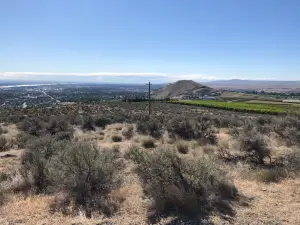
[{"left": 40, "top": 91, "right": 60, "bottom": 103}]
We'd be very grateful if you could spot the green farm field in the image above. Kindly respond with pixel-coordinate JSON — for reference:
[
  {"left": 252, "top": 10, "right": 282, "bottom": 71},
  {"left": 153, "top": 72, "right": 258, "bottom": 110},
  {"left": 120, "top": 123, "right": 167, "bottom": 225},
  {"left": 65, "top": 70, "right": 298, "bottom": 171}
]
[{"left": 169, "top": 99, "right": 300, "bottom": 115}]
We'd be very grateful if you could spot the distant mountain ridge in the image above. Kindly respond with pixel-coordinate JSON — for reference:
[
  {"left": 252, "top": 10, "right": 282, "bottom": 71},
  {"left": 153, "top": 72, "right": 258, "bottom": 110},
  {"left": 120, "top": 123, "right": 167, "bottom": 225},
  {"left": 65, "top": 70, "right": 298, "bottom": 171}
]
[
  {"left": 206, "top": 79, "right": 300, "bottom": 92},
  {"left": 152, "top": 80, "right": 216, "bottom": 99}
]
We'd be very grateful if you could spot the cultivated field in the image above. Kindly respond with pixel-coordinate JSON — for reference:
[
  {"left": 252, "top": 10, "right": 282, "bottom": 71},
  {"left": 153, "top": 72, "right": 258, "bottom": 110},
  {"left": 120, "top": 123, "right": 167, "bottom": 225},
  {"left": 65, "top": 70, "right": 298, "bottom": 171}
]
[
  {"left": 171, "top": 99, "right": 300, "bottom": 115},
  {"left": 0, "top": 102, "right": 300, "bottom": 224}
]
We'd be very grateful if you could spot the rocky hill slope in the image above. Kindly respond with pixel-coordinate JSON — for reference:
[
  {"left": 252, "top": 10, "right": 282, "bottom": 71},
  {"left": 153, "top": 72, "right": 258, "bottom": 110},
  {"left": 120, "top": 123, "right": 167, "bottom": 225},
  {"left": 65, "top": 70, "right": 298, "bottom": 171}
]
[{"left": 152, "top": 80, "right": 216, "bottom": 99}]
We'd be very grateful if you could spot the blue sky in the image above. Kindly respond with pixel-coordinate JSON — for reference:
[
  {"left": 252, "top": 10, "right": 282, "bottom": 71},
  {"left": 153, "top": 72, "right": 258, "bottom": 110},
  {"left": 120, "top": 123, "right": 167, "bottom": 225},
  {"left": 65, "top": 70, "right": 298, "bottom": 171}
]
[{"left": 0, "top": 0, "right": 299, "bottom": 83}]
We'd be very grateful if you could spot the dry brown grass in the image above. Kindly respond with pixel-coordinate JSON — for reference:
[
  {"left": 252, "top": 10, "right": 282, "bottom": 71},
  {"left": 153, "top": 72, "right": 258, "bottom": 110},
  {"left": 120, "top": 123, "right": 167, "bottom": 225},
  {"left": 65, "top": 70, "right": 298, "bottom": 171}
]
[
  {"left": 141, "top": 136, "right": 156, "bottom": 149},
  {"left": 111, "top": 134, "right": 122, "bottom": 142},
  {"left": 105, "top": 123, "right": 124, "bottom": 132},
  {"left": 0, "top": 149, "right": 23, "bottom": 173},
  {"left": 73, "top": 128, "right": 102, "bottom": 142},
  {"left": 122, "top": 124, "right": 135, "bottom": 140},
  {"left": 175, "top": 141, "right": 189, "bottom": 154},
  {"left": 2, "top": 121, "right": 300, "bottom": 224},
  {"left": 232, "top": 178, "right": 300, "bottom": 224},
  {"left": 1, "top": 124, "right": 19, "bottom": 140},
  {"left": 0, "top": 188, "right": 149, "bottom": 225},
  {"left": 0, "top": 194, "right": 104, "bottom": 225},
  {"left": 0, "top": 124, "right": 19, "bottom": 151}
]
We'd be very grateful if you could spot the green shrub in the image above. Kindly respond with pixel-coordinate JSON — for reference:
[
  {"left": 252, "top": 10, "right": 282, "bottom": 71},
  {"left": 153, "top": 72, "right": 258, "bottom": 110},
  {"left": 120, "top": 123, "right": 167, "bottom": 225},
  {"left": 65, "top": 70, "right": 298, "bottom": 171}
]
[
  {"left": 50, "top": 143, "right": 124, "bottom": 217},
  {"left": 254, "top": 168, "right": 287, "bottom": 183},
  {"left": 53, "top": 131, "right": 73, "bottom": 141},
  {"left": 228, "top": 126, "right": 241, "bottom": 138},
  {"left": 282, "top": 127, "right": 300, "bottom": 147},
  {"left": 47, "top": 117, "right": 73, "bottom": 135},
  {"left": 167, "top": 116, "right": 217, "bottom": 144},
  {"left": 21, "top": 136, "right": 67, "bottom": 192},
  {"left": 15, "top": 132, "right": 35, "bottom": 149},
  {"left": 95, "top": 117, "right": 112, "bottom": 129},
  {"left": 194, "top": 117, "right": 218, "bottom": 144},
  {"left": 238, "top": 131, "right": 270, "bottom": 164},
  {"left": 21, "top": 138, "right": 124, "bottom": 217},
  {"left": 67, "top": 114, "right": 83, "bottom": 125},
  {"left": 111, "top": 135, "right": 122, "bottom": 142},
  {"left": 286, "top": 149, "right": 300, "bottom": 174},
  {"left": 19, "top": 118, "right": 45, "bottom": 136},
  {"left": 136, "top": 119, "right": 163, "bottom": 139},
  {"left": 142, "top": 137, "right": 156, "bottom": 148},
  {"left": 272, "top": 116, "right": 300, "bottom": 146},
  {"left": 0, "top": 172, "right": 10, "bottom": 183},
  {"left": 167, "top": 117, "right": 194, "bottom": 140},
  {"left": 126, "top": 148, "right": 237, "bottom": 219},
  {"left": 0, "top": 136, "right": 9, "bottom": 152},
  {"left": 82, "top": 117, "right": 95, "bottom": 131}
]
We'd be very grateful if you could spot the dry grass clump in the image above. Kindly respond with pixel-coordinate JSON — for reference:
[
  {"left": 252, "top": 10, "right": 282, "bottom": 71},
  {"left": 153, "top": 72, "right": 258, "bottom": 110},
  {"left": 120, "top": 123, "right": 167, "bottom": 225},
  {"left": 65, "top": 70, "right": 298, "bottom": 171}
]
[
  {"left": 0, "top": 167, "right": 29, "bottom": 194},
  {"left": 73, "top": 129, "right": 103, "bottom": 142},
  {"left": 98, "top": 136, "right": 104, "bottom": 140},
  {"left": 122, "top": 125, "right": 134, "bottom": 140},
  {"left": 176, "top": 141, "right": 189, "bottom": 154},
  {"left": 141, "top": 137, "right": 156, "bottom": 149},
  {"left": 254, "top": 168, "right": 288, "bottom": 183},
  {"left": 202, "top": 145, "right": 217, "bottom": 155},
  {"left": 0, "top": 126, "right": 8, "bottom": 134},
  {"left": 111, "top": 144, "right": 121, "bottom": 153},
  {"left": 133, "top": 136, "right": 141, "bottom": 143},
  {"left": 114, "top": 124, "right": 123, "bottom": 131},
  {"left": 111, "top": 135, "right": 122, "bottom": 142},
  {"left": 0, "top": 135, "right": 9, "bottom": 152},
  {"left": 125, "top": 147, "right": 237, "bottom": 222}
]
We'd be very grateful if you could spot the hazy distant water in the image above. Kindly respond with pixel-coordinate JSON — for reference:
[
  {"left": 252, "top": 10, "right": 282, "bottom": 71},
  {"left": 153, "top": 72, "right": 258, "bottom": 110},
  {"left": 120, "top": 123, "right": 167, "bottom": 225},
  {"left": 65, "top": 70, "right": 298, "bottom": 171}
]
[{"left": 0, "top": 84, "right": 52, "bottom": 88}]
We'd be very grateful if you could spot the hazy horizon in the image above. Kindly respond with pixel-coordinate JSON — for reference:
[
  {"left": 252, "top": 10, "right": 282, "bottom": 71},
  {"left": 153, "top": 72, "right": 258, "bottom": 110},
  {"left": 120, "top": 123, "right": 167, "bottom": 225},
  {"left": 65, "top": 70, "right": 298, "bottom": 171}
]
[{"left": 1, "top": 76, "right": 300, "bottom": 85}]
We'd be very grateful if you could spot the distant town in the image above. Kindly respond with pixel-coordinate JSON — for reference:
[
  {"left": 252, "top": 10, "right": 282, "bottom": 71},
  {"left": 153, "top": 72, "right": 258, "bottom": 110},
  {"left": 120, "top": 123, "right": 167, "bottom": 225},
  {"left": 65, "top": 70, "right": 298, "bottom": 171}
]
[{"left": 0, "top": 81, "right": 299, "bottom": 108}]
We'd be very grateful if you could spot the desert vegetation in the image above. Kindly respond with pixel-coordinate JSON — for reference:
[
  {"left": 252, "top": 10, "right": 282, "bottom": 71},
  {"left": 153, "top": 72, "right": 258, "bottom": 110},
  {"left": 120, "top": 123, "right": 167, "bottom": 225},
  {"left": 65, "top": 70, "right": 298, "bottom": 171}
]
[{"left": 1, "top": 101, "right": 300, "bottom": 224}]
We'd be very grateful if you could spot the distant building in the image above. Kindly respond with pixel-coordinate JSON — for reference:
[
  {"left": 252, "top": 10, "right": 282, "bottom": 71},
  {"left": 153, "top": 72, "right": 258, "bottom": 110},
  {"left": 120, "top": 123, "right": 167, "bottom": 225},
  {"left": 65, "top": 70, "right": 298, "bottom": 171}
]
[
  {"left": 171, "top": 95, "right": 191, "bottom": 100},
  {"left": 22, "top": 102, "right": 27, "bottom": 108}
]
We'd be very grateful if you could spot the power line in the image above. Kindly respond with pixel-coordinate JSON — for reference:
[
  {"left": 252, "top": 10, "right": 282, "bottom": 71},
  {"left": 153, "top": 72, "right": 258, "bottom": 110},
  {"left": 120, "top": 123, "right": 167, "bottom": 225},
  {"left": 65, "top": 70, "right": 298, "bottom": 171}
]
[{"left": 147, "top": 81, "right": 152, "bottom": 115}]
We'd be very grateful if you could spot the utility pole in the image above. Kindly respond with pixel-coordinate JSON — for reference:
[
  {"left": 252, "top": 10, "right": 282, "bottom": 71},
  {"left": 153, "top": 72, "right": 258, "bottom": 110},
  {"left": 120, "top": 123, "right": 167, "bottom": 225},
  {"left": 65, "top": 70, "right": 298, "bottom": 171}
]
[{"left": 147, "top": 81, "right": 152, "bottom": 115}]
